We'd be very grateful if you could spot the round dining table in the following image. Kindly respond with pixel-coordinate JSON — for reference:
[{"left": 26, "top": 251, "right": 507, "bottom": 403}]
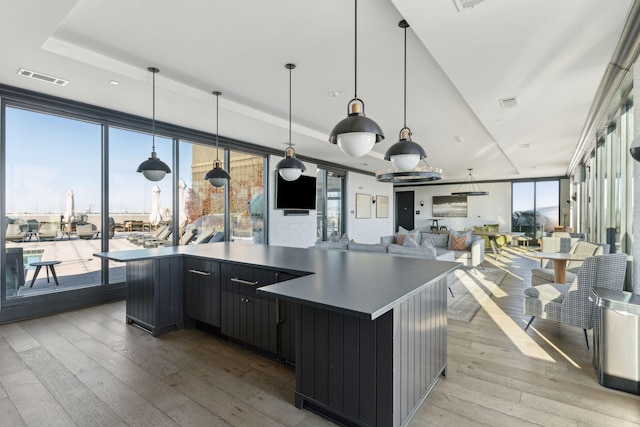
[{"left": 525, "top": 251, "right": 589, "bottom": 284}]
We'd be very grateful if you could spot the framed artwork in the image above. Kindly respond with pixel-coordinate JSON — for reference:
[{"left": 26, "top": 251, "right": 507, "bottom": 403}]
[
  {"left": 432, "top": 195, "right": 468, "bottom": 217},
  {"left": 376, "top": 195, "right": 389, "bottom": 218},
  {"left": 355, "top": 193, "right": 371, "bottom": 219}
]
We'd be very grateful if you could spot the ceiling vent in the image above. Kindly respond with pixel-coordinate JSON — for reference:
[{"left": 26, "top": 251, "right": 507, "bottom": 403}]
[
  {"left": 453, "top": 0, "right": 487, "bottom": 12},
  {"left": 499, "top": 96, "right": 519, "bottom": 108},
  {"left": 17, "top": 68, "right": 69, "bottom": 86}
]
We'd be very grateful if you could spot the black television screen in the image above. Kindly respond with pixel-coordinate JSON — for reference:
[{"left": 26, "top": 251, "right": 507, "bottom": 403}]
[{"left": 276, "top": 173, "right": 317, "bottom": 210}]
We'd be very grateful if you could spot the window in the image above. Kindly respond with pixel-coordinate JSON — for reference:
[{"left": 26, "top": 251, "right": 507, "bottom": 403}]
[
  {"left": 512, "top": 180, "right": 559, "bottom": 240},
  {"left": 229, "top": 150, "right": 265, "bottom": 244},
  {"left": 316, "top": 168, "right": 345, "bottom": 241}
]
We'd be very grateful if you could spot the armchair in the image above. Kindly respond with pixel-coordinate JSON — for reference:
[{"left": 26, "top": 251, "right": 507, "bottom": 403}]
[{"left": 523, "top": 253, "right": 627, "bottom": 348}]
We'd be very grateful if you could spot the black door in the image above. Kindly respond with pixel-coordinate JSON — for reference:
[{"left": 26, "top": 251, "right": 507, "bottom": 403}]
[{"left": 396, "top": 191, "right": 414, "bottom": 231}]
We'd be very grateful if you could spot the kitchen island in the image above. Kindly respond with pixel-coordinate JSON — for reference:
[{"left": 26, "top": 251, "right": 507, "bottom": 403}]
[{"left": 95, "top": 242, "right": 460, "bottom": 427}]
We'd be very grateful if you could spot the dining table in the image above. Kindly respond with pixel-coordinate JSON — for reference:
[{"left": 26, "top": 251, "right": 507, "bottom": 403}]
[
  {"left": 525, "top": 251, "right": 589, "bottom": 284},
  {"left": 472, "top": 231, "right": 513, "bottom": 259}
]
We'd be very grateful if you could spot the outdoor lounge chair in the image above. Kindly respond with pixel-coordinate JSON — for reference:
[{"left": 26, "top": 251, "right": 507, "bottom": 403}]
[
  {"left": 523, "top": 253, "right": 627, "bottom": 348},
  {"left": 38, "top": 223, "right": 59, "bottom": 241},
  {"left": 179, "top": 225, "right": 197, "bottom": 245},
  {"left": 191, "top": 228, "right": 214, "bottom": 244},
  {"left": 77, "top": 223, "right": 98, "bottom": 239},
  {"left": 5, "top": 223, "right": 27, "bottom": 242}
]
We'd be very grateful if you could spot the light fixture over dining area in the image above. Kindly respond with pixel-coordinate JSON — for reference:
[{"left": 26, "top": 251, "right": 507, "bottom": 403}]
[
  {"left": 451, "top": 168, "right": 490, "bottom": 196},
  {"left": 328, "top": 0, "right": 384, "bottom": 158},
  {"left": 137, "top": 67, "right": 172, "bottom": 182}
]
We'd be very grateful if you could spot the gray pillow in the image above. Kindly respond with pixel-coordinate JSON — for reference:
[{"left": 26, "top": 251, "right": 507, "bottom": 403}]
[
  {"left": 315, "top": 241, "right": 348, "bottom": 250},
  {"left": 338, "top": 233, "right": 350, "bottom": 243},
  {"left": 402, "top": 235, "right": 420, "bottom": 248},
  {"left": 420, "top": 234, "right": 434, "bottom": 248}
]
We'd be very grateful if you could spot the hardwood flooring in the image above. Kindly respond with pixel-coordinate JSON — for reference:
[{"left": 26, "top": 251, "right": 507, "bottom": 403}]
[{"left": 0, "top": 246, "right": 638, "bottom": 426}]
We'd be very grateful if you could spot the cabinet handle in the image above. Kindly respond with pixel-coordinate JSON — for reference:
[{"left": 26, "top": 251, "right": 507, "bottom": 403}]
[
  {"left": 188, "top": 269, "right": 211, "bottom": 276},
  {"left": 231, "top": 277, "right": 259, "bottom": 286},
  {"left": 240, "top": 297, "right": 251, "bottom": 303}
]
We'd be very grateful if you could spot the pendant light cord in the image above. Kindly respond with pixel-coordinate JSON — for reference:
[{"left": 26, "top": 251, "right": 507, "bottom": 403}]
[
  {"left": 289, "top": 65, "right": 292, "bottom": 148},
  {"left": 403, "top": 23, "right": 407, "bottom": 129},
  {"left": 151, "top": 69, "right": 156, "bottom": 152},
  {"left": 215, "top": 92, "right": 220, "bottom": 160},
  {"left": 354, "top": 0, "right": 358, "bottom": 99}
]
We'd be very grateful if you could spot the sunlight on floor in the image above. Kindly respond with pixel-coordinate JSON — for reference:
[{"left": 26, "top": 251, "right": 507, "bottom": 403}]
[{"left": 520, "top": 320, "right": 582, "bottom": 369}]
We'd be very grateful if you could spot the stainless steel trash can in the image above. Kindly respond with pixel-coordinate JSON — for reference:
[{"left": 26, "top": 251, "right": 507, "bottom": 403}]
[{"left": 590, "top": 287, "right": 640, "bottom": 395}]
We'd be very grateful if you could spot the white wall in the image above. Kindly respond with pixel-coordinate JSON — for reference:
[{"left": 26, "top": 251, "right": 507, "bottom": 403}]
[
  {"left": 346, "top": 172, "right": 395, "bottom": 243},
  {"left": 267, "top": 155, "right": 317, "bottom": 248},
  {"left": 398, "top": 182, "right": 512, "bottom": 232}
]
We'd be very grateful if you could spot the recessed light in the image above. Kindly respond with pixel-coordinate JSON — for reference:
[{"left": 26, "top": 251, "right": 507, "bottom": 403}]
[
  {"left": 328, "top": 91, "right": 341, "bottom": 98},
  {"left": 520, "top": 143, "right": 530, "bottom": 148},
  {"left": 109, "top": 80, "right": 120, "bottom": 85},
  {"left": 362, "top": 163, "right": 369, "bottom": 166},
  {"left": 531, "top": 166, "right": 537, "bottom": 169},
  {"left": 499, "top": 96, "right": 519, "bottom": 108},
  {"left": 454, "top": 136, "right": 464, "bottom": 143}
]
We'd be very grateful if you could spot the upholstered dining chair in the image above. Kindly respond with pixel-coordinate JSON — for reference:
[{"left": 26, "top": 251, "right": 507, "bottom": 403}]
[{"left": 523, "top": 253, "right": 627, "bottom": 348}]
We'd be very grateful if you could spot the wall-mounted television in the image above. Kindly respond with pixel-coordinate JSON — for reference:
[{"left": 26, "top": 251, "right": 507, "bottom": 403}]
[{"left": 276, "top": 173, "right": 317, "bottom": 210}]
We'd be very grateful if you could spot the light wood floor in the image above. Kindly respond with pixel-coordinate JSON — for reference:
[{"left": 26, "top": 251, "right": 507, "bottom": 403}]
[{"left": 0, "top": 247, "right": 638, "bottom": 426}]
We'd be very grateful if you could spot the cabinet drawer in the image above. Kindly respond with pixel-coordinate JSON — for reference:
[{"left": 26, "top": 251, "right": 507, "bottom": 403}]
[
  {"left": 220, "top": 263, "right": 279, "bottom": 295},
  {"left": 184, "top": 257, "right": 220, "bottom": 327}
]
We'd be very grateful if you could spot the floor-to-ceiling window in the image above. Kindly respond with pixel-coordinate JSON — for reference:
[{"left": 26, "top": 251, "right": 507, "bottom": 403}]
[
  {"left": 512, "top": 180, "right": 559, "bottom": 241},
  {"left": 229, "top": 150, "right": 265, "bottom": 244},
  {"left": 4, "top": 106, "right": 102, "bottom": 297},
  {"left": 316, "top": 168, "right": 345, "bottom": 241}
]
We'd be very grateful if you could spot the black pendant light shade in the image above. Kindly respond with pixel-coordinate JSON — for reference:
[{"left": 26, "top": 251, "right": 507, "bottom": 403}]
[
  {"left": 137, "top": 67, "right": 171, "bottom": 182},
  {"left": 384, "top": 128, "right": 427, "bottom": 171},
  {"left": 205, "top": 91, "right": 231, "bottom": 187},
  {"left": 328, "top": 0, "right": 384, "bottom": 157},
  {"left": 275, "top": 63, "right": 306, "bottom": 182},
  {"left": 451, "top": 169, "right": 490, "bottom": 196}
]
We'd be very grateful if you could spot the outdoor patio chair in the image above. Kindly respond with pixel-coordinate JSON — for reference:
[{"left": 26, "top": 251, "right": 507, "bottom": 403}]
[
  {"left": 5, "top": 223, "right": 27, "bottom": 242},
  {"left": 192, "top": 228, "right": 214, "bottom": 244},
  {"left": 179, "top": 225, "right": 197, "bottom": 245},
  {"left": 38, "top": 223, "right": 59, "bottom": 241},
  {"left": 523, "top": 253, "right": 627, "bottom": 348},
  {"left": 208, "top": 231, "right": 225, "bottom": 243},
  {"left": 77, "top": 223, "right": 98, "bottom": 239}
]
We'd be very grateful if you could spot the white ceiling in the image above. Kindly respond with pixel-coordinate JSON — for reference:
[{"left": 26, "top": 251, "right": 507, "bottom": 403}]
[{"left": 0, "top": 0, "right": 634, "bottom": 182}]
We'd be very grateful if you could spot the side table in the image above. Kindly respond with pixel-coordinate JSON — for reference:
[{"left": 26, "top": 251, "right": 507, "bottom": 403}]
[{"left": 29, "top": 261, "right": 61, "bottom": 287}]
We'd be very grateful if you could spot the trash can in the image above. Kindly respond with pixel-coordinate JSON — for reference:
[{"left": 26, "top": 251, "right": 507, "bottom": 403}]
[{"left": 590, "top": 287, "right": 640, "bottom": 395}]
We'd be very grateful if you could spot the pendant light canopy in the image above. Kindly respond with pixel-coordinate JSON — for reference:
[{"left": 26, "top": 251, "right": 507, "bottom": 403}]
[
  {"left": 275, "top": 63, "right": 306, "bottom": 182},
  {"left": 328, "top": 0, "right": 384, "bottom": 157},
  {"left": 137, "top": 67, "right": 171, "bottom": 182},
  {"left": 451, "top": 169, "right": 490, "bottom": 196},
  {"left": 384, "top": 20, "right": 426, "bottom": 171},
  {"left": 204, "top": 91, "right": 231, "bottom": 187}
]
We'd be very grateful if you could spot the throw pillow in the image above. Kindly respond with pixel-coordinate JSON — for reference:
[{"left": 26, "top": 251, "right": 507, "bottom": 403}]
[
  {"left": 402, "top": 234, "right": 420, "bottom": 248},
  {"left": 329, "top": 232, "right": 339, "bottom": 242},
  {"left": 338, "top": 233, "right": 350, "bottom": 243},
  {"left": 448, "top": 233, "right": 467, "bottom": 250},
  {"left": 420, "top": 235, "right": 435, "bottom": 249},
  {"left": 397, "top": 229, "right": 418, "bottom": 246}
]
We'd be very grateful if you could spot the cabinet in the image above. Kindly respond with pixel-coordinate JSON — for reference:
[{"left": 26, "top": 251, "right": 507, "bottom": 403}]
[
  {"left": 220, "top": 264, "right": 279, "bottom": 354},
  {"left": 276, "top": 272, "right": 298, "bottom": 363},
  {"left": 184, "top": 257, "right": 220, "bottom": 327}
]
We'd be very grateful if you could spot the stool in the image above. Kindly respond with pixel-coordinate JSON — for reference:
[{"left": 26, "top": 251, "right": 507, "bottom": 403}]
[{"left": 29, "top": 261, "right": 61, "bottom": 287}]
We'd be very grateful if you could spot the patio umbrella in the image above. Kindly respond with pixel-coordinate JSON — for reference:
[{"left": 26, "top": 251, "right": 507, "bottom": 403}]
[
  {"left": 149, "top": 185, "right": 162, "bottom": 227},
  {"left": 178, "top": 179, "right": 188, "bottom": 228},
  {"left": 65, "top": 189, "right": 76, "bottom": 223}
]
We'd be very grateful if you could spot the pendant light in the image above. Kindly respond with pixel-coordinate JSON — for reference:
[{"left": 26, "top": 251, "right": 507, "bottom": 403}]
[
  {"left": 375, "top": 21, "right": 442, "bottom": 184},
  {"left": 275, "top": 63, "right": 306, "bottom": 182},
  {"left": 204, "top": 91, "right": 231, "bottom": 187},
  {"left": 383, "top": 20, "right": 427, "bottom": 171},
  {"left": 137, "top": 67, "right": 171, "bottom": 181},
  {"left": 328, "top": 0, "right": 384, "bottom": 157},
  {"left": 451, "top": 169, "right": 490, "bottom": 196}
]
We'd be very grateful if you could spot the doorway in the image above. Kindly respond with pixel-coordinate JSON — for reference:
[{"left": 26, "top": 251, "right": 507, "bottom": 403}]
[{"left": 396, "top": 191, "right": 414, "bottom": 231}]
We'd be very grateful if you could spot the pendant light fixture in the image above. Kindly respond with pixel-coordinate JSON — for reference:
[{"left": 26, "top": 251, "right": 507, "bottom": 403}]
[
  {"left": 383, "top": 20, "right": 427, "bottom": 171},
  {"left": 204, "top": 91, "right": 231, "bottom": 187},
  {"left": 451, "top": 169, "right": 490, "bottom": 196},
  {"left": 137, "top": 67, "right": 171, "bottom": 181},
  {"left": 328, "top": 0, "right": 384, "bottom": 157},
  {"left": 275, "top": 63, "right": 306, "bottom": 182},
  {"left": 376, "top": 21, "right": 442, "bottom": 184}
]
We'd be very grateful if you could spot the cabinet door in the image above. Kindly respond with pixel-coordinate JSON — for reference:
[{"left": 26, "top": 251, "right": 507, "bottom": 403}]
[
  {"left": 276, "top": 272, "right": 299, "bottom": 362},
  {"left": 185, "top": 258, "right": 220, "bottom": 327}
]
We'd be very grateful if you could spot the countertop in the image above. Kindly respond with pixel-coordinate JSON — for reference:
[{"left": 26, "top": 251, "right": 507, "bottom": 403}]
[{"left": 95, "top": 242, "right": 460, "bottom": 320}]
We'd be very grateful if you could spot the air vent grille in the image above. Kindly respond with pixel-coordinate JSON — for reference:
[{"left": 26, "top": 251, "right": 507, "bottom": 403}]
[
  {"left": 499, "top": 96, "right": 519, "bottom": 109},
  {"left": 17, "top": 68, "right": 69, "bottom": 86},
  {"left": 453, "top": 0, "right": 486, "bottom": 12}
]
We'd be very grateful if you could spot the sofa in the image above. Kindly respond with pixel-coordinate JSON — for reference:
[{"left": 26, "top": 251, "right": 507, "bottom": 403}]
[{"left": 314, "top": 229, "right": 485, "bottom": 269}]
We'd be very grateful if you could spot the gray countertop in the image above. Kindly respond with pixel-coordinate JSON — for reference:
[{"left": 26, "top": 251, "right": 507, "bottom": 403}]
[{"left": 95, "top": 242, "right": 460, "bottom": 320}]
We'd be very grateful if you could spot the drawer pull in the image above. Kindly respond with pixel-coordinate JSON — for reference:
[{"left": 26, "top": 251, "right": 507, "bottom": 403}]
[
  {"left": 240, "top": 297, "right": 251, "bottom": 303},
  {"left": 188, "top": 269, "right": 211, "bottom": 276},
  {"left": 231, "top": 277, "right": 259, "bottom": 286}
]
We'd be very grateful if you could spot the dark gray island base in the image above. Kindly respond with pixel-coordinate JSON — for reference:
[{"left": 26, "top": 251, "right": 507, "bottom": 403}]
[{"left": 95, "top": 243, "right": 460, "bottom": 427}]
